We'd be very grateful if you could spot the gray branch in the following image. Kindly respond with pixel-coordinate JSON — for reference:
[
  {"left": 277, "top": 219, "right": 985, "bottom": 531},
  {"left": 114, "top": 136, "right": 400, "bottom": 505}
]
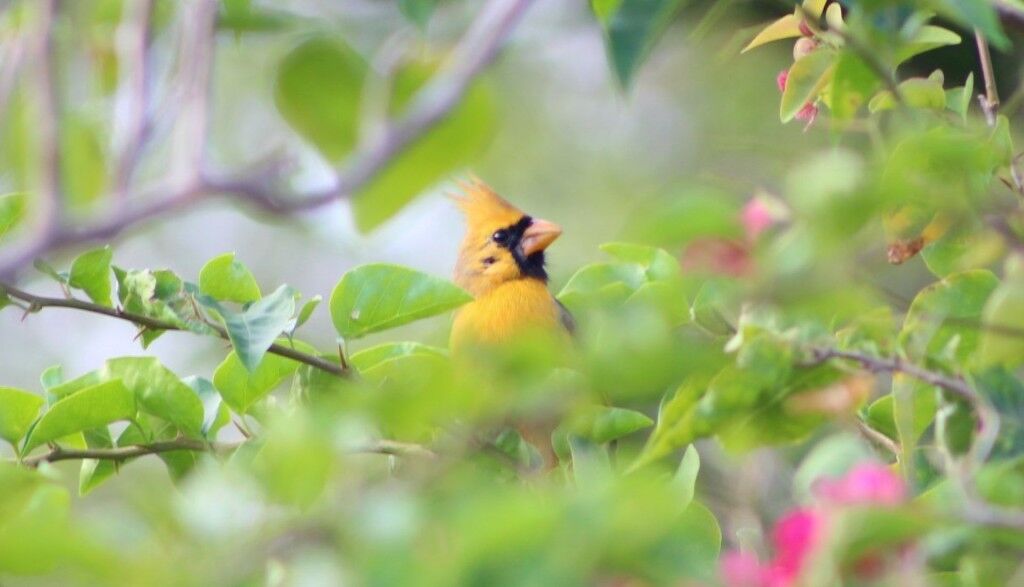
[{"left": 0, "top": 0, "right": 535, "bottom": 281}]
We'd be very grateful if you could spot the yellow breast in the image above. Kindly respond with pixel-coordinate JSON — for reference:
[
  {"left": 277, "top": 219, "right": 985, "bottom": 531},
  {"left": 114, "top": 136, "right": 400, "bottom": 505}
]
[{"left": 450, "top": 278, "right": 562, "bottom": 352}]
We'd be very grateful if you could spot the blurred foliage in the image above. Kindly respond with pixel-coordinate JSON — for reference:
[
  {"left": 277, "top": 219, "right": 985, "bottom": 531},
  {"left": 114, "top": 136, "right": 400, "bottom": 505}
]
[{"left": 1, "top": 0, "right": 1024, "bottom": 585}]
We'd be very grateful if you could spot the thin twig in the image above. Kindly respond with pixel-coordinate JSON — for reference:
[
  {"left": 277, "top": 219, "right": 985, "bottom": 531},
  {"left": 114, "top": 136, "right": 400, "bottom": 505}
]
[
  {"left": 810, "top": 347, "right": 1024, "bottom": 530},
  {"left": 855, "top": 419, "right": 899, "bottom": 458},
  {"left": 20, "top": 437, "right": 435, "bottom": 467},
  {"left": 0, "top": 281, "right": 348, "bottom": 377},
  {"left": 974, "top": 29, "right": 1000, "bottom": 127},
  {"left": 0, "top": 0, "right": 535, "bottom": 281}
]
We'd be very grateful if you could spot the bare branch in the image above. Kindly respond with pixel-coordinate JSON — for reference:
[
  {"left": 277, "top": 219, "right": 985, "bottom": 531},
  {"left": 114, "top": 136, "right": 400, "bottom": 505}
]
[
  {"left": 30, "top": 0, "right": 61, "bottom": 238},
  {"left": 810, "top": 347, "right": 1024, "bottom": 530},
  {"left": 169, "top": 0, "right": 216, "bottom": 187},
  {"left": 0, "top": 281, "right": 348, "bottom": 377},
  {"left": 0, "top": 0, "right": 535, "bottom": 281},
  {"left": 111, "top": 0, "right": 154, "bottom": 202}
]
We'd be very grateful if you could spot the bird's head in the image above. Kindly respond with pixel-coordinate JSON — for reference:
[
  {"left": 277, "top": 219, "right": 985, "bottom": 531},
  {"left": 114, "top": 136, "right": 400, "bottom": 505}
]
[{"left": 452, "top": 179, "right": 562, "bottom": 296}]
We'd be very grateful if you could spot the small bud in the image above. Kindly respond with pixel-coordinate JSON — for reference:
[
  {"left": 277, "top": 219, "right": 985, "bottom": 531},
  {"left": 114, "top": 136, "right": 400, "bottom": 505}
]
[
  {"left": 776, "top": 70, "right": 788, "bottom": 92},
  {"left": 795, "top": 102, "right": 818, "bottom": 127},
  {"left": 799, "top": 20, "right": 814, "bottom": 37},
  {"left": 793, "top": 37, "right": 818, "bottom": 60}
]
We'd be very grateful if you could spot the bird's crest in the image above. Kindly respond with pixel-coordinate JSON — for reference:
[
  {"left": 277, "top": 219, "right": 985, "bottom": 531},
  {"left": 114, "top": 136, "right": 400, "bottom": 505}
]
[{"left": 450, "top": 177, "right": 524, "bottom": 231}]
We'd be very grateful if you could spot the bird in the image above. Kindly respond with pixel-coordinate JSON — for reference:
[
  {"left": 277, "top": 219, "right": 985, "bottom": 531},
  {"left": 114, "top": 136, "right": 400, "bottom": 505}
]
[{"left": 449, "top": 178, "right": 573, "bottom": 352}]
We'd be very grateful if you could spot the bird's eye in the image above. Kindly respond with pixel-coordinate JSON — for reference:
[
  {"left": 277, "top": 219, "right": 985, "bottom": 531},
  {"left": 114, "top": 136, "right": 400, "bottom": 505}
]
[
  {"left": 491, "top": 229, "right": 509, "bottom": 244},
  {"left": 482, "top": 256, "right": 496, "bottom": 266}
]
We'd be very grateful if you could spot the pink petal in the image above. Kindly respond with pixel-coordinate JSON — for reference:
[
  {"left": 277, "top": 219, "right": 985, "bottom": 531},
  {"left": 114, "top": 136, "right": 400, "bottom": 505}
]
[
  {"left": 813, "top": 463, "right": 906, "bottom": 506},
  {"left": 776, "top": 70, "right": 788, "bottom": 93},
  {"left": 720, "top": 550, "right": 770, "bottom": 587},
  {"left": 741, "top": 198, "right": 776, "bottom": 240},
  {"left": 770, "top": 508, "right": 822, "bottom": 582}
]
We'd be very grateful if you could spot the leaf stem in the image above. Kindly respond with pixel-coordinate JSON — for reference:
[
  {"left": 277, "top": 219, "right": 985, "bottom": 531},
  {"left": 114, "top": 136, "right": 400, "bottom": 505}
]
[{"left": 974, "top": 28, "right": 999, "bottom": 126}]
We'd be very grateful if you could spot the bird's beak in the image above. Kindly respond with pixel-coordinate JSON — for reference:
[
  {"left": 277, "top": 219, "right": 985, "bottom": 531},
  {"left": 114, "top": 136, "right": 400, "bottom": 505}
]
[{"left": 520, "top": 218, "right": 562, "bottom": 256}]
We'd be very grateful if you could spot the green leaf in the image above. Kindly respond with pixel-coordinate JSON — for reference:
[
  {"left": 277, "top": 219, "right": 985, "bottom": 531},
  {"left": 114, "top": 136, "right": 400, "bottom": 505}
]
[
  {"left": 673, "top": 501, "right": 721, "bottom": 581},
  {"left": 830, "top": 52, "right": 879, "bottom": 121},
  {"left": 33, "top": 259, "right": 68, "bottom": 285},
  {"left": 592, "top": 0, "right": 623, "bottom": 24},
  {"left": 601, "top": 0, "right": 685, "bottom": 89},
  {"left": 398, "top": 0, "right": 437, "bottom": 29},
  {"left": 198, "top": 252, "right": 261, "bottom": 304},
  {"left": 872, "top": 77, "right": 947, "bottom": 113},
  {"left": 943, "top": 72, "right": 972, "bottom": 121},
  {"left": 114, "top": 267, "right": 194, "bottom": 347},
  {"left": 897, "top": 25, "right": 962, "bottom": 64},
  {"left": 634, "top": 377, "right": 708, "bottom": 470},
  {"left": 672, "top": 444, "right": 700, "bottom": 509},
  {"left": 973, "top": 367, "right": 1024, "bottom": 460},
  {"left": 78, "top": 428, "right": 116, "bottom": 495},
  {"left": 102, "top": 357, "right": 204, "bottom": 438},
  {"left": 900, "top": 270, "right": 999, "bottom": 363},
  {"left": 977, "top": 270, "right": 1024, "bottom": 369},
  {"left": 741, "top": 14, "right": 803, "bottom": 53},
  {"left": 183, "top": 376, "right": 229, "bottom": 439},
  {"left": 203, "top": 284, "right": 297, "bottom": 372},
  {"left": 566, "top": 406, "right": 654, "bottom": 444},
  {"left": 213, "top": 339, "right": 317, "bottom": 414},
  {"left": 780, "top": 49, "right": 834, "bottom": 122},
  {"left": 0, "top": 484, "right": 71, "bottom": 574},
  {"left": 557, "top": 263, "right": 644, "bottom": 310},
  {"left": 68, "top": 246, "right": 113, "bottom": 307},
  {"left": 274, "top": 37, "right": 365, "bottom": 161},
  {"left": 23, "top": 380, "right": 135, "bottom": 452},
  {"left": 600, "top": 242, "right": 681, "bottom": 281},
  {"left": 351, "top": 63, "right": 495, "bottom": 232},
  {"left": 0, "top": 192, "right": 27, "bottom": 240},
  {"left": 329, "top": 263, "right": 471, "bottom": 339},
  {"left": 932, "top": 0, "right": 1007, "bottom": 50},
  {"left": 349, "top": 341, "right": 447, "bottom": 372},
  {"left": 294, "top": 295, "right": 322, "bottom": 330},
  {"left": 0, "top": 387, "right": 43, "bottom": 450}
]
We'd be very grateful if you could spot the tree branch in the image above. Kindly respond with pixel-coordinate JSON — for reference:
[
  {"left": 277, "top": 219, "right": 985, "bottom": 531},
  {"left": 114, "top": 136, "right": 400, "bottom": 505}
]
[
  {"left": 810, "top": 347, "right": 1024, "bottom": 530},
  {"left": 20, "top": 436, "right": 435, "bottom": 467},
  {"left": 0, "top": 0, "right": 535, "bottom": 281},
  {"left": 974, "top": 29, "right": 1000, "bottom": 127},
  {"left": 0, "top": 281, "right": 348, "bottom": 377}
]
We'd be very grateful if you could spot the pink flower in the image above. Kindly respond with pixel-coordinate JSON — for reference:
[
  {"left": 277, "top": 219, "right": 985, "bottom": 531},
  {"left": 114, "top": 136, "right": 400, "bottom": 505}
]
[
  {"left": 814, "top": 463, "right": 906, "bottom": 506},
  {"left": 720, "top": 551, "right": 769, "bottom": 587},
  {"left": 795, "top": 102, "right": 818, "bottom": 126},
  {"left": 719, "top": 462, "right": 907, "bottom": 587},
  {"left": 769, "top": 509, "right": 823, "bottom": 585},
  {"left": 740, "top": 193, "right": 788, "bottom": 241},
  {"left": 776, "top": 70, "right": 788, "bottom": 92},
  {"left": 741, "top": 199, "right": 774, "bottom": 241}
]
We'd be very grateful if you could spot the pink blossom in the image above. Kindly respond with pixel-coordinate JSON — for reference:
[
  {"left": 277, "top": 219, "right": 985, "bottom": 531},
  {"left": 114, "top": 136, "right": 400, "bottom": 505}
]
[
  {"left": 814, "top": 463, "right": 906, "bottom": 506},
  {"left": 776, "top": 70, "right": 788, "bottom": 92},
  {"left": 741, "top": 198, "right": 775, "bottom": 241},
  {"left": 719, "top": 463, "right": 908, "bottom": 587},
  {"left": 769, "top": 509, "right": 823, "bottom": 585},
  {"left": 795, "top": 102, "right": 818, "bottom": 126},
  {"left": 720, "top": 551, "right": 769, "bottom": 587}
]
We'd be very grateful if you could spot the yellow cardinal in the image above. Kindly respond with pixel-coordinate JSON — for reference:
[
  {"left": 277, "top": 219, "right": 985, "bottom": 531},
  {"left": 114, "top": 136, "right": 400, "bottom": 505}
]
[{"left": 449, "top": 179, "right": 573, "bottom": 352}]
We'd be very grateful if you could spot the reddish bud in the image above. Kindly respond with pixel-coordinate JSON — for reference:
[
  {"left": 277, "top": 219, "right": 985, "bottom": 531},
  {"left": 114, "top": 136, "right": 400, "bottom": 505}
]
[
  {"left": 776, "top": 70, "right": 788, "bottom": 92},
  {"left": 795, "top": 102, "right": 818, "bottom": 126},
  {"left": 799, "top": 20, "right": 814, "bottom": 37},
  {"left": 793, "top": 37, "right": 818, "bottom": 60}
]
